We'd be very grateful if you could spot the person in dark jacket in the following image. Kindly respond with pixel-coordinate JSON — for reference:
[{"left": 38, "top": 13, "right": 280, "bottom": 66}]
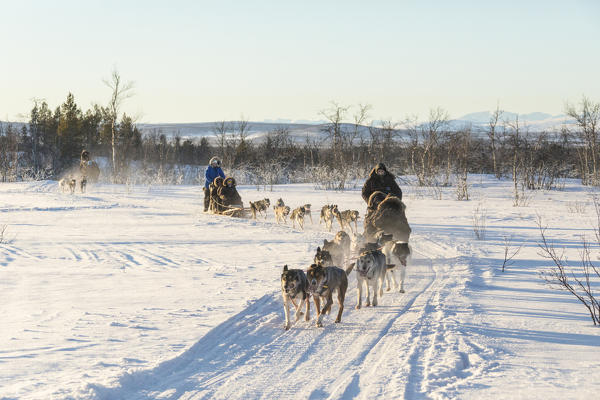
[
  {"left": 204, "top": 157, "right": 225, "bottom": 212},
  {"left": 361, "top": 163, "right": 403, "bottom": 204},
  {"left": 219, "top": 177, "right": 243, "bottom": 208}
]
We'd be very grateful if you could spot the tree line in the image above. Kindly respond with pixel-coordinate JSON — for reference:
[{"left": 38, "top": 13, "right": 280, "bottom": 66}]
[{"left": 1, "top": 93, "right": 598, "bottom": 193}]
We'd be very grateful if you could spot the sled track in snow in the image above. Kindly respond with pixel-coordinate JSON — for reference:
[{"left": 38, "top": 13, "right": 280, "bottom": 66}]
[{"left": 90, "top": 232, "right": 500, "bottom": 400}]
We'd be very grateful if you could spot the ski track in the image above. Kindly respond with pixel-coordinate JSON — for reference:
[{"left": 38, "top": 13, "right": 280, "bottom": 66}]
[{"left": 91, "top": 230, "right": 497, "bottom": 400}]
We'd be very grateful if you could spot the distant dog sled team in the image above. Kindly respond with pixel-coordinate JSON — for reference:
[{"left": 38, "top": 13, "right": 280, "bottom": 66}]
[{"left": 57, "top": 149, "right": 98, "bottom": 194}]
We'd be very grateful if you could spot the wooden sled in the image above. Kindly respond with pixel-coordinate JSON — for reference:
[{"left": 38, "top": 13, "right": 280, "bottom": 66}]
[{"left": 220, "top": 205, "right": 251, "bottom": 218}]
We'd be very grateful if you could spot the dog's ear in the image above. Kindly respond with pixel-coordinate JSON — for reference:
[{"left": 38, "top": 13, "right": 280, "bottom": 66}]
[
  {"left": 323, "top": 239, "right": 329, "bottom": 245},
  {"left": 350, "top": 262, "right": 355, "bottom": 268},
  {"left": 283, "top": 265, "right": 288, "bottom": 271}
]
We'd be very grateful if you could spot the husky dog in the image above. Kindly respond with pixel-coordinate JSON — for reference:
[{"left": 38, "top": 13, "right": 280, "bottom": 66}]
[
  {"left": 303, "top": 204, "right": 313, "bottom": 224},
  {"left": 350, "top": 233, "right": 366, "bottom": 256},
  {"left": 353, "top": 249, "right": 387, "bottom": 308},
  {"left": 322, "top": 231, "right": 351, "bottom": 268},
  {"left": 290, "top": 206, "right": 306, "bottom": 230},
  {"left": 382, "top": 241, "right": 412, "bottom": 293},
  {"left": 314, "top": 246, "right": 334, "bottom": 267},
  {"left": 281, "top": 265, "right": 311, "bottom": 330},
  {"left": 59, "top": 177, "right": 76, "bottom": 194},
  {"left": 250, "top": 198, "right": 270, "bottom": 219},
  {"left": 307, "top": 264, "right": 348, "bottom": 327},
  {"left": 80, "top": 176, "right": 87, "bottom": 193},
  {"left": 276, "top": 198, "right": 285, "bottom": 207},
  {"left": 274, "top": 205, "right": 291, "bottom": 224},
  {"left": 320, "top": 204, "right": 337, "bottom": 232},
  {"left": 338, "top": 210, "right": 360, "bottom": 234}
]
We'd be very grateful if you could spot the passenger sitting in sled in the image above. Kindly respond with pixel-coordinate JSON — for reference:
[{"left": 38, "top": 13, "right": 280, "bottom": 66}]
[
  {"left": 219, "top": 177, "right": 243, "bottom": 209},
  {"left": 209, "top": 176, "right": 225, "bottom": 213}
]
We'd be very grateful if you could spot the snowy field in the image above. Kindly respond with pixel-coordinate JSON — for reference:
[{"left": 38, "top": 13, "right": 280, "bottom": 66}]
[{"left": 1, "top": 177, "right": 599, "bottom": 399}]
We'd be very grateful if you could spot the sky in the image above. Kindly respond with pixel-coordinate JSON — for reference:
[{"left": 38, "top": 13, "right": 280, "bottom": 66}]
[{"left": 1, "top": 0, "right": 599, "bottom": 123}]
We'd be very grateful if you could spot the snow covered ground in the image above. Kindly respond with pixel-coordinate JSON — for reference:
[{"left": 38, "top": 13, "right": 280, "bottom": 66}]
[{"left": 1, "top": 177, "right": 599, "bottom": 399}]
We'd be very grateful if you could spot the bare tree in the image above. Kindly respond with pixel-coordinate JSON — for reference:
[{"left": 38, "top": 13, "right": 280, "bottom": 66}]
[
  {"left": 351, "top": 104, "right": 371, "bottom": 165},
  {"left": 320, "top": 101, "right": 350, "bottom": 167},
  {"left": 565, "top": 96, "right": 600, "bottom": 186},
  {"left": 414, "top": 107, "right": 449, "bottom": 186},
  {"left": 488, "top": 104, "right": 503, "bottom": 178},
  {"left": 472, "top": 201, "right": 486, "bottom": 240},
  {"left": 213, "top": 121, "right": 231, "bottom": 163},
  {"left": 537, "top": 215, "right": 600, "bottom": 325},
  {"left": 502, "top": 235, "right": 522, "bottom": 272},
  {"left": 504, "top": 115, "right": 527, "bottom": 206},
  {"left": 103, "top": 68, "right": 134, "bottom": 182}
]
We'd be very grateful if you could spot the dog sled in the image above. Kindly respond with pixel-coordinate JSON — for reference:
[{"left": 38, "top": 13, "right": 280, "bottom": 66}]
[
  {"left": 219, "top": 204, "right": 252, "bottom": 218},
  {"left": 209, "top": 197, "right": 252, "bottom": 218}
]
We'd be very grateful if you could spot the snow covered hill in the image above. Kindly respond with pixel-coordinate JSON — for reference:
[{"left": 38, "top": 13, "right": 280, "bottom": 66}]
[{"left": 1, "top": 178, "right": 598, "bottom": 399}]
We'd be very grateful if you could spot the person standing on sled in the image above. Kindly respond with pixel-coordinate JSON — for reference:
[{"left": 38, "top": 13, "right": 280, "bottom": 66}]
[
  {"left": 204, "top": 157, "right": 225, "bottom": 212},
  {"left": 361, "top": 162, "right": 403, "bottom": 204}
]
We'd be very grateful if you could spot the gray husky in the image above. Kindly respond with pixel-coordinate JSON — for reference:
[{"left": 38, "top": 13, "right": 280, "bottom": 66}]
[
  {"left": 382, "top": 241, "right": 412, "bottom": 293},
  {"left": 354, "top": 249, "right": 387, "bottom": 308},
  {"left": 281, "top": 265, "right": 311, "bottom": 330},
  {"left": 250, "top": 198, "right": 270, "bottom": 219},
  {"left": 290, "top": 206, "right": 306, "bottom": 230},
  {"left": 307, "top": 264, "right": 348, "bottom": 327}
]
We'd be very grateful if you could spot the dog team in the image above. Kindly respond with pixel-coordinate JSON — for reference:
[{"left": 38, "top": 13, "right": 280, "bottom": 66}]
[
  {"left": 58, "top": 175, "right": 87, "bottom": 194},
  {"left": 280, "top": 162, "right": 413, "bottom": 330},
  {"left": 281, "top": 227, "right": 412, "bottom": 330}
]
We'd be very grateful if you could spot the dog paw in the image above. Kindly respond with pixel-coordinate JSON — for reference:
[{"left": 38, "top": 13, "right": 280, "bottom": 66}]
[
  {"left": 284, "top": 323, "right": 290, "bottom": 330},
  {"left": 400, "top": 289, "right": 405, "bottom": 293},
  {"left": 386, "top": 287, "right": 391, "bottom": 291},
  {"left": 355, "top": 305, "right": 361, "bottom": 310},
  {"left": 335, "top": 319, "right": 341, "bottom": 323}
]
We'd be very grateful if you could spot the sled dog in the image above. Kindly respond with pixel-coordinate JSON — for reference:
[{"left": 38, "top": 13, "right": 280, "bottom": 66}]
[
  {"left": 314, "top": 246, "right": 334, "bottom": 267},
  {"left": 275, "top": 198, "right": 285, "bottom": 207},
  {"left": 322, "top": 231, "right": 351, "bottom": 269},
  {"left": 382, "top": 241, "right": 412, "bottom": 293},
  {"left": 80, "top": 177, "right": 87, "bottom": 193},
  {"left": 320, "top": 204, "right": 337, "bottom": 232},
  {"left": 338, "top": 209, "right": 360, "bottom": 234},
  {"left": 250, "top": 198, "right": 270, "bottom": 219},
  {"left": 281, "top": 265, "right": 311, "bottom": 330},
  {"left": 307, "top": 264, "right": 348, "bottom": 327},
  {"left": 290, "top": 206, "right": 306, "bottom": 230},
  {"left": 274, "top": 205, "right": 291, "bottom": 224},
  {"left": 59, "top": 177, "right": 76, "bottom": 194},
  {"left": 353, "top": 249, "right": 387, "bottom": 308},
  {"left": 350, "top": 233, "right": 366, "bottom": 257},
  {"left": 302, "top": 204, "right": 313, "bottom": 224}
]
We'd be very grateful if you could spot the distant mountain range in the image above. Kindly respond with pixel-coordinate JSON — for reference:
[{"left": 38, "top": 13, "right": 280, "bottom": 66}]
[
  {"left": 136, "top": 111, "right": 574, "bottom": 142},
  {"left": 1, "top": 111, "right": 575, "bottom": 143}
]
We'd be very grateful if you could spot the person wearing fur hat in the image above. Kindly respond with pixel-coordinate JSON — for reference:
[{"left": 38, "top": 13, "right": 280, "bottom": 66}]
[
  {"left": 204, "top": 157, "right": 225, "bottom": 212},
  {"left": 361, "top": 162, "right": 403, "bottom": 204},
  {"left": 219, "top": 177, "right": 243, "bottom": 208}
]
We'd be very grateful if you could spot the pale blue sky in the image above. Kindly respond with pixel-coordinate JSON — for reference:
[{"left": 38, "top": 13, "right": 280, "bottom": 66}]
[{"left": 1, "top": 0, "right": 598, "bottom": 123}]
